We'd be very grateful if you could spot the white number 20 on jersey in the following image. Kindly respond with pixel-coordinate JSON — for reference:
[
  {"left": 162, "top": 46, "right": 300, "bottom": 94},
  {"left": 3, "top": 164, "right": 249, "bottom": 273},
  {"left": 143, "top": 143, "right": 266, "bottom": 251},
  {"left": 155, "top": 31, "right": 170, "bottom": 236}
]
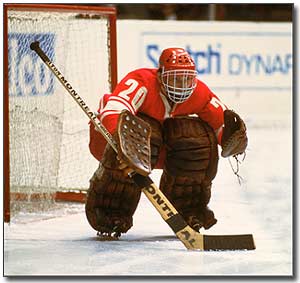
[{"left": 118, "top": 79, "right": 147, "bottom": 111}]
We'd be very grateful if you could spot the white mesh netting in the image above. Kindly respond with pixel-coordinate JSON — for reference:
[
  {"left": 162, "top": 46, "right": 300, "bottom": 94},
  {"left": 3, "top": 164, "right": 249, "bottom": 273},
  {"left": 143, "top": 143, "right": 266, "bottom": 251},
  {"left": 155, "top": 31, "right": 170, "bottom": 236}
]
[{"left": 7, "top": 8, "right": 112, "bottom": 216}]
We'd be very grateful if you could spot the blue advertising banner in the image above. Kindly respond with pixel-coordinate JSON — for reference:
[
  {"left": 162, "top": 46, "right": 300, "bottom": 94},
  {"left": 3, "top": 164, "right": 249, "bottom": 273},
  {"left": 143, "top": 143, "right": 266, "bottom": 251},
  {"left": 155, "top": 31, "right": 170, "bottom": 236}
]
[
  {"left": 8, "top": 33, "right": 55, "bottom": 97},
  {"left": 141, "top": 31, "right": 292, "bottom": 90}
]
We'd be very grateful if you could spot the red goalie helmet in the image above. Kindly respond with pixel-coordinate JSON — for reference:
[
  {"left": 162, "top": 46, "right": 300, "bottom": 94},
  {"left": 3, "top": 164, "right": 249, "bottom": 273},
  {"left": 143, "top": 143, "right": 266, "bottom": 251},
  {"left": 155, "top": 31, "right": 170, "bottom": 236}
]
[{"left": 159, "top": 48, "right": 197, "bottom": 103}]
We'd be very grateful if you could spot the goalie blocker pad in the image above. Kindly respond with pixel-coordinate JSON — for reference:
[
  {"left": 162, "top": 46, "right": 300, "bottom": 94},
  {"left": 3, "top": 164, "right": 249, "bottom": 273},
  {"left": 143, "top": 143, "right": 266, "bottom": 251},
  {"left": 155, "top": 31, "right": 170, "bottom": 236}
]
[{"left": 116, "top": 110, "right": 152, "bottom": 176}]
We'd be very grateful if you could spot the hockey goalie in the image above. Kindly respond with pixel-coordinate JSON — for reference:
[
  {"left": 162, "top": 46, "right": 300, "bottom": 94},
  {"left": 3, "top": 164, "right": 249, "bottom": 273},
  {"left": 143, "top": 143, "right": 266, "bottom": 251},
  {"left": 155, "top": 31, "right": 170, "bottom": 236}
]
[{"left": 86, "top": 47, "right": 248, "bottom": 239}]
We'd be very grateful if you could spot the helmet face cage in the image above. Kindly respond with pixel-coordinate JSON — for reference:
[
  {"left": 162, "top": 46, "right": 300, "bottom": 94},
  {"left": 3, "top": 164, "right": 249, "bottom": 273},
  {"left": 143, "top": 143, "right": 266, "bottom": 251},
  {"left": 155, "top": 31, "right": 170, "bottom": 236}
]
[{"left": 161, "top": 68, "right": 197, "bottom": 103}]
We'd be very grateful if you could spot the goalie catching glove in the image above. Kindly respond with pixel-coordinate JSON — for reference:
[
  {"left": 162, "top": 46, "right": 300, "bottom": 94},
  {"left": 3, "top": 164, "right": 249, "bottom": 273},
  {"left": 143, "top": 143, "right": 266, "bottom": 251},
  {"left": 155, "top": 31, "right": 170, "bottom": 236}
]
[{"left": 221, "top": 110, "right": 248, "bottom": 158}]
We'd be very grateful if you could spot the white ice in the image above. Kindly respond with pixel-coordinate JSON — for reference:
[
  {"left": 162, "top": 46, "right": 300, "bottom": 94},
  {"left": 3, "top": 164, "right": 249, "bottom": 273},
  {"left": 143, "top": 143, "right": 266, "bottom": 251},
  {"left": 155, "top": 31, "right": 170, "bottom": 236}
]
[{"left": 3, "top": 104, "right": 294, "bottom": 278}]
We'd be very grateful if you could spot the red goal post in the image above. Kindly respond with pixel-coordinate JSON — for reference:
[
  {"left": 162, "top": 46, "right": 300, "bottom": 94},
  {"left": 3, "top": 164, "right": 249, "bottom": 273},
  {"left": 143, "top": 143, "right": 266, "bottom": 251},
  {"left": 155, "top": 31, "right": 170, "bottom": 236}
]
[{"left": 4, "top": 4, "right": 118, "bottom": 222}]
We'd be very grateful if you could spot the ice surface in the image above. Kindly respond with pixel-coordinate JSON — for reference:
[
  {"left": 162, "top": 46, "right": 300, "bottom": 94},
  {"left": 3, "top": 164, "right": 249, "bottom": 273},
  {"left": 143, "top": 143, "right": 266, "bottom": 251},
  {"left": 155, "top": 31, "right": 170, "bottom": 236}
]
[
  {"left": 4, "top": 117, "right": 293, "bottom": 277},
  {"left": 3, "top": 9, "right": 296, "bottom": 280}
]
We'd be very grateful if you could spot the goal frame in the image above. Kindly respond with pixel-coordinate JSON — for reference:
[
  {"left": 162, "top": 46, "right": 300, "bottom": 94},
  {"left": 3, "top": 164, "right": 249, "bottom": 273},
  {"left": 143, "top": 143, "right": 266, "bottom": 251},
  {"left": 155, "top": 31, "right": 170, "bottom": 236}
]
[{"left": 3, "top": 3, "right": 118, "bottom": 223}]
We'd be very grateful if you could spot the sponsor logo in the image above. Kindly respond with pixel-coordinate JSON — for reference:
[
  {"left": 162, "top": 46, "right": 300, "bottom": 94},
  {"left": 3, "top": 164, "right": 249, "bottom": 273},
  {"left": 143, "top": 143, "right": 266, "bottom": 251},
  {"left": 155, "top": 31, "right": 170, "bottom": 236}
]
[
  {"left": 146, "top": 44, "right": 292, "bottom": 76},
  {"left": 145, "top": 184, "right": 175, "bottom": 218},
  {"left": 47, "top": 61, "right": 95, "bottom": 119},
  {"left": 46, "top": 60, "right": 113, "bottom": 143}
]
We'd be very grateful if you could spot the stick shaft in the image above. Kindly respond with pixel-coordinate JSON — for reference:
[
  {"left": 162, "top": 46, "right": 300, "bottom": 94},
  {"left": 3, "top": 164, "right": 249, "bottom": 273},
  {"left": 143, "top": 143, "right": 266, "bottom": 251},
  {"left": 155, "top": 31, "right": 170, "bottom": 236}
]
[{"left": 30, "top": 41, "right": 118, "bottom": 152}]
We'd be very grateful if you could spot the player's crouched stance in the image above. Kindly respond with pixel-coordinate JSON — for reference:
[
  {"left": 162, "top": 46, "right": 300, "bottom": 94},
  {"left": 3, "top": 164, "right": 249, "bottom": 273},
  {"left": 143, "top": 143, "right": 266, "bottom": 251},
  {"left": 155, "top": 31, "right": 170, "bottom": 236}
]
[{"left": 85, "top": 47, "right": 248, "bottom": 239}]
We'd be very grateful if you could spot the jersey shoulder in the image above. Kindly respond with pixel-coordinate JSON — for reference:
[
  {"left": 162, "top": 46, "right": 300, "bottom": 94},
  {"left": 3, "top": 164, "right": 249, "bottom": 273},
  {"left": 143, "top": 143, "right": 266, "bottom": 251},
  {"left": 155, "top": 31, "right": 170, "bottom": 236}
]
[
  {"left": 195, "top": 78, "right": 211, "bottom": 92},
  {"left": 191, "top": 78, "right": 213, "bottom": 101}
]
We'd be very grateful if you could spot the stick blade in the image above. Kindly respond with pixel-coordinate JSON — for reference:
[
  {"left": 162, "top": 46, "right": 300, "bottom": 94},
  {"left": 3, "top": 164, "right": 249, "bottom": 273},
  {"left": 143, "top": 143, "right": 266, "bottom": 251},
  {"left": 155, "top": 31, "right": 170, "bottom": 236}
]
[{"left": 203, "top": 234, "right": 255, "bottom": 251}]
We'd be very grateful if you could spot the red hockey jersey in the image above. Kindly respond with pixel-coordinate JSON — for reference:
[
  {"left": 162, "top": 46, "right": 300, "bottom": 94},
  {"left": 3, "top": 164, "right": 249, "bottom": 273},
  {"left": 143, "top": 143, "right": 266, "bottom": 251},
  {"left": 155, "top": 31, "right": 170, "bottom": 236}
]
[{"left": 89, "top": 68, "right": 227, "bottom": 162}]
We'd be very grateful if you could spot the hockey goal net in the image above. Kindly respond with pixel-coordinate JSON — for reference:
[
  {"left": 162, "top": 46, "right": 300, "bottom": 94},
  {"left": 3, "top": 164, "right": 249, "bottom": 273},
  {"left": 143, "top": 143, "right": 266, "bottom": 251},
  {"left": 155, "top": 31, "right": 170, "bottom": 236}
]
[{"left": 4, "top": 4, "right": 117, "bottom": 222}]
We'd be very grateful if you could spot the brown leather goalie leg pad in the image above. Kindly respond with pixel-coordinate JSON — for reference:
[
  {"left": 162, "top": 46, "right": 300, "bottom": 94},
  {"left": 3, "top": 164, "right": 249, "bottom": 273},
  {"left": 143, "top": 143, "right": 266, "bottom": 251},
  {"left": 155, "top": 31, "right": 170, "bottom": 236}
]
[
  {"left": 85, "top": 145, "right": 141, "bottom": 236},
  {"left": 137, "top": 112, "right": 163, "bottom": 168},
  {"left": 160, "top": 117, "right": 219, "bottom": 231}
]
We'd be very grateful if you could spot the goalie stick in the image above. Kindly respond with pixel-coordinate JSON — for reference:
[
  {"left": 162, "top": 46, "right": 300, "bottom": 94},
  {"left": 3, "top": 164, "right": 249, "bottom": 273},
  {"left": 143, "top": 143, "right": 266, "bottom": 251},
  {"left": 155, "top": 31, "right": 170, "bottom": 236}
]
[{"left": 30, "top": 41, "right": 255, "bottom": 251}]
